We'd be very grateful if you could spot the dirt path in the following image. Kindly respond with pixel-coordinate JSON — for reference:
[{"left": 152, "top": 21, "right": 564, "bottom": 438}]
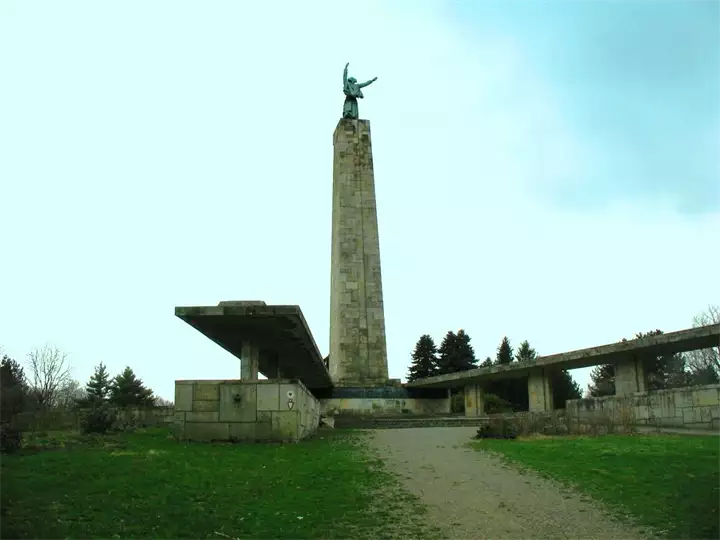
[{"left": 366, "top": 427, "right": 652, "bottom": 540}]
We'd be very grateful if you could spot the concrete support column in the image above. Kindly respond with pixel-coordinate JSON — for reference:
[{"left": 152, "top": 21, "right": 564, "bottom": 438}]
[
  {"left": 240, "top": 342, "right": 259, "bottom": 381},
  {"left": 464, "top": 384, "right": 486, "bottom": 417},
  {"left": 264, "top": 350, "right": 281, "bottom": 379},
  {"left": 528, "top": 368, "right": 554, "bottom": 413},
  {"left": 615, "top": 355, "right": 646, "bottom": 396}
]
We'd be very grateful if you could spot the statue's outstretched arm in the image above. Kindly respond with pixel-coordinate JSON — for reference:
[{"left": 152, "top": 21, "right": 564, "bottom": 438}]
[
  {"left": 357, "top": 76, "right": 378, "bottom": 89},
  {"left": 343, "top": 63, "right": 349, "bottom": 85}
]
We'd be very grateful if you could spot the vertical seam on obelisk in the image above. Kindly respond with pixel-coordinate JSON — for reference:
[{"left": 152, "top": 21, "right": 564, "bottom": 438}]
[{"left": 357, "top": 121, "right": 369, "bottom": 384}]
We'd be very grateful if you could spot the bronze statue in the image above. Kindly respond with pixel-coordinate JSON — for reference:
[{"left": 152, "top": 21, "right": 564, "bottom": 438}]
[{"left": 342, "top": 62, "right": 377, "bottom": 119}]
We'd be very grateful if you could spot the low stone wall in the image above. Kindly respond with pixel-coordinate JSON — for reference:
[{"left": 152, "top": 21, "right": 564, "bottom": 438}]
[
  {"left": 173, "top": 379, "right": 320, "bottom": 443},
  {"left": 316, "top": 386, "right": 451, "bottom": 416},
  {"left": 566, "top": 384, "right": 720, "bottom": 431},
  {"left": 10, "top": 406, "right": 175, "bottom": 431}
]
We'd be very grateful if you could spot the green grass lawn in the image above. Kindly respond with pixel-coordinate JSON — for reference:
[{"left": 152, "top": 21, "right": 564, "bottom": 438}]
[
  {"left": 1, "top": 428, "right": 433, "bottom": 540},
  {"left": 472, "top": 434, "right": 720, "bottom": 540}
]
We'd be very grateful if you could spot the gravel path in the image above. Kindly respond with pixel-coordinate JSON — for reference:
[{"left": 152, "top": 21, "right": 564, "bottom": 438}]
[{"left": 366, "top": 427, "right": 652, "bottom": 540}]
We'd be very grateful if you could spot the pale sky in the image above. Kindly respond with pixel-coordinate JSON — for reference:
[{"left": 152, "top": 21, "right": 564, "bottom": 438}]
[{"left": 1, "top": 0, "right": 718, "bottom": 401}]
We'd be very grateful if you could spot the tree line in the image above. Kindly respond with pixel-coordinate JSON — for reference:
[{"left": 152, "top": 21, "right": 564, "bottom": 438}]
[
  {"left": 406, "top": 330, "right": 582, "bottom": 412},
  {"left": 587, "top": 305, "right": 719, "bottom": 397},
  {"left": 1, "top": 344, "right": 165, "bottom": 426}
]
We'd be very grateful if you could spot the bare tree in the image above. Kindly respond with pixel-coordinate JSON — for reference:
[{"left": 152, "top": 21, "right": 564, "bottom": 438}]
[
  {"left": 155, "top": 397, "right": 174, "bottom": 407},
  {"left": 686, "top": 305, "right": 720, "bottom": 384},
  {"left": 56, "top": 378, "right": 86, "bottom": 409},
  {"left": 27, "top": 345, "right": 72, "bottom": 409}
]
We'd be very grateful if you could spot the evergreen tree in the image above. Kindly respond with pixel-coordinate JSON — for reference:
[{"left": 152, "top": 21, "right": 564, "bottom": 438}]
[
  {"left": 481, "top": 356, "right": 493, "bottom": 367},
  {"left": 514, "top": 340, "right": 537, "bottom": 362},
  {"left": 1, "top": 355, "right": 29, "bottom": 422},
  {"left": 82, "top": 362, "right": 112, "bottom": 407},
  {"left": 551, "top": 370, "right": 583, "bottom": 408},
  {"left": 407, "top": 335, "right": 439, "bottom": 382},
  {"left": 587, "top": 364, "right": 614, "bottom": 397},
  {"left": 109, "top": 367, "right": 155, "bottom": 407},
  {"left": 437, "top": 330, "right": 477, "bottom": 375},
  {"left": 495, "top": 336, "right": 514, "bottom": 365}
]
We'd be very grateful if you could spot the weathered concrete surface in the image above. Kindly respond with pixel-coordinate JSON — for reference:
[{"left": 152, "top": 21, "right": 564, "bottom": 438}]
[
  {"left": 330, "top": 118, "right": 389, "bottom": 386},
  {"left": 464, "top": 383, "right": 485, "bottom": 416},
  {"left": 173, "top": 379, "right": 321, "bottom": 442},
  {"left": 316, "top": 385, "right": 449, "bottom": 416},
  {"left": 528, "top": 367, "right": 554, "bottom": 412},
  {"left": 615, "top": 355, "right": 647, "bottom": 396},
  {"left": 407, "top": 324, "right": 720, "bottom": 388},
  {"left": 175, "top": 303, "right": 332, "bottom": 389},
  {"left": 566, "top": 384, "right": 720, "bottom": 431}
]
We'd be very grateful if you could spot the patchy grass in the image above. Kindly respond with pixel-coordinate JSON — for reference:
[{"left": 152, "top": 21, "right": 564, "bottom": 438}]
[
  {"left": 472, "top": 434, "right": 720, "bottom": 540},
  {"left": 1, "top": 428, "right": 435, "bottom": 539}
]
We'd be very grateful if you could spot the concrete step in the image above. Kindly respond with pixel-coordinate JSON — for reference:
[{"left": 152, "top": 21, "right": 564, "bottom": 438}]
[{"left": 332, "top": 415, "right": 486, "bottom": 429}]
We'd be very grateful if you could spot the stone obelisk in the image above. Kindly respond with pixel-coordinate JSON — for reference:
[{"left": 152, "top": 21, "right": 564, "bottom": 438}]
[{"left": 329, "top": 118, "right": 388, "bottom": 386}]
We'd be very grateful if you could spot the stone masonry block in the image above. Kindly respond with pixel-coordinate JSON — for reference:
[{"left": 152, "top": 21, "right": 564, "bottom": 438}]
[
  {"left": 257, "top": 383, "right": 280, "bottom": 411},
  {"left": 184, "top": 422, "right": 229, "bottom": 441},
  {"left": 186, "top": 411, "right": 219, "bottom": 423},
  {"left": 272, "top": 410, "right": 299, "bottom": 440},
  {"left": 693, "top": 388, "right": 720, "bottom": 407},
  {"left": 194, "top": 383, "right": 219, "bottom": 401},
  {"left": 682, "top": 407, "right": 704, "bottom": 424},
  {"left": 175, "top": 383, "right": 194, "bottom": 412},
  {"left": 219, "top": 384, "right": 257, "bottom": 422},
  {"left": 229, "top": 422, "right": 257, "bottom": 442},
  {"left": 193, "top": 400, "right": 220, "bottom": 413}
]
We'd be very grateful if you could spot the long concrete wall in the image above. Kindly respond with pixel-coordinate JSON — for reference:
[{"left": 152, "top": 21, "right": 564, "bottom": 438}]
[
  {"left": 566, "top": 384, "right": 720, "bottom": 430},
  {"left": 173, "top": 379, "right": 321, "bottom": 442}
]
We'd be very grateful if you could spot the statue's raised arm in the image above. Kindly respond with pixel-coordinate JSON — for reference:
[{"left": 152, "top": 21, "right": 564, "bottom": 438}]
[
  {"left": 357, "top": 76, "right": 377, "bottom": 89},
  {"left": 341, "top": 62, "right": 377, "bottom": 120}
]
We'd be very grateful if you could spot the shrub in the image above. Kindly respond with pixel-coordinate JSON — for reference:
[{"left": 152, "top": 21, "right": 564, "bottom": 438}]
[
  {"left": 80, "top": 406, "right": 116, "bottom": 435},
  {"left": 0, "top": 423, "right": 22, "bottom": 453},
  {"left": 484, "top": 393, "right": 514, "bottom": 414},
  {"left": 475, "top": 419, "right": 518, "bottom": 440}
]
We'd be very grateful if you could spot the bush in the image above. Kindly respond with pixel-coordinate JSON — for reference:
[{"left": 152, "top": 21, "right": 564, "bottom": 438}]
[
  {"left": 484, "top": 393, "right": 514, "bottom": 414},
  {"left": 475, "top": 419, "right": 518, "bottom": 440},
  {"left": 0, "top": 423, "right": 22, "bottom": 453},
  {"left": 80, "top": 406, "right": 116, "bottom": 435}
]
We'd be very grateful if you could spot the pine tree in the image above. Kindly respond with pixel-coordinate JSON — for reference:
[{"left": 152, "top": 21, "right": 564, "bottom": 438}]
[
  {"left": 514, "top": 340, "right": 537, "bottom": 363},
  {"left": 83, "top": 362, "right": 111, "bottom": 406},
  {"left": 495, "top": 336, "right": 514, "bottom": 365},
  {"left": 551, "top": 370, "right": 583, "bottom": 408},
  {"left": 437, "top": 330, "right": 477, "bottom": 375},
  {"left": 481, "top": 356, "right": 493, "bottom": 367},
  {"left": 454, "top": 330, "right": 477, "bottom": 371},
  {"left": 109, "top": 367, "right": 155, "bottom": 407},
  {"left": 587, "top": 364, "right": 614, "bottom": 397},
  {"left": 407, "top": 335, "right": 438, "bottom": 382},
  {"left": 1, "top": 355, "right": 29, "bottom": 422}
]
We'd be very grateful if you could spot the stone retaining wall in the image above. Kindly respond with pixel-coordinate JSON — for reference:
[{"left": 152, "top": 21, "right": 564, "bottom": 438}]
[
  {"left": 173, "top": 379, "right": 320, "bottom": 443},
  {"left": 566, "top": 384, "right": 720, "bottom": 430}
]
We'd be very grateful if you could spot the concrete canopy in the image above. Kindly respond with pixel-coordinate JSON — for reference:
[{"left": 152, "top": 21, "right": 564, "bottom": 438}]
[
  {"left": 406, "top": 324, "right": 720, "bottom": 389},
  {"left": 175, "top": 303, "right": 332, "bottom": 390}
]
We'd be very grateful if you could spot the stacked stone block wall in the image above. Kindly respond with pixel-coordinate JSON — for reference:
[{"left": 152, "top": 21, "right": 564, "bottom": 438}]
[
  {"left": 173, "top": 379, "right": 321, "bottom": 442},
  {"left": 329, "top": 119, "right": 389, "bottom": 386},
  {"left": 566, "top": 384, "right": 720, "bottom": 430}
]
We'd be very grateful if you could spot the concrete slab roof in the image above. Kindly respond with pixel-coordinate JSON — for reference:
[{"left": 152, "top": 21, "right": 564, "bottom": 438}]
[
  {"left": 175, "top": 303, "right": 332, "bottom": 390},
  {"left": 405, "top": 324, "right": 720, "bottom": 389}
]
